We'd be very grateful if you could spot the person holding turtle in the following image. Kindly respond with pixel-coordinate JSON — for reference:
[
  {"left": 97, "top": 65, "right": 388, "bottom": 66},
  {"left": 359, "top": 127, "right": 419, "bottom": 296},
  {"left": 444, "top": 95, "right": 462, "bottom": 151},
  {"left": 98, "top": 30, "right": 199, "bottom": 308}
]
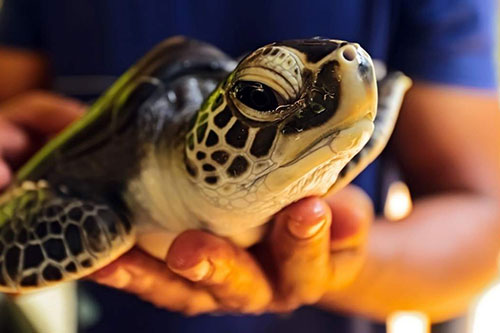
[{"left": 0, "top": 1, "right": 499, "bottom": 332}]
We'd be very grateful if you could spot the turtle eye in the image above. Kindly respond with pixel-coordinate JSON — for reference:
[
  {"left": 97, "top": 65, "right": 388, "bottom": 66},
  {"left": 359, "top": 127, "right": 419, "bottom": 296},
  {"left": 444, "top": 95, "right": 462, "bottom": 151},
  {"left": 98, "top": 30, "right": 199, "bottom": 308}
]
[{"left": 233, "top": 81, "right": 280, "bottom": 111}]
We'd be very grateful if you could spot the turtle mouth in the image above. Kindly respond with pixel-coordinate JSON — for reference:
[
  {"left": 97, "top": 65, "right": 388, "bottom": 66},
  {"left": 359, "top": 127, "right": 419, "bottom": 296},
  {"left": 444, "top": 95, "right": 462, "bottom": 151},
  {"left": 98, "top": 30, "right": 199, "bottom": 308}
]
[
  {"left": 282, "top": 111, "right": 375, "bottom": 168},
  {"left": 261, "top": 117, "right": 374, "bottom": 193},
  {"left": 281, "top": 129, "right": 340, "bottom": 168}
]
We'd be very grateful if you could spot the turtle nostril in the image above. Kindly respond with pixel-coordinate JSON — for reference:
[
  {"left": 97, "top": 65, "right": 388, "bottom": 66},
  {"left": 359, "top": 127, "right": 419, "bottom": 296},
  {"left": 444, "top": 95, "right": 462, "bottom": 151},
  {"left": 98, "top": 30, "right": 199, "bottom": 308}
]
[{"left": 341, "top": 45, "right": 357, "bottom": 62}]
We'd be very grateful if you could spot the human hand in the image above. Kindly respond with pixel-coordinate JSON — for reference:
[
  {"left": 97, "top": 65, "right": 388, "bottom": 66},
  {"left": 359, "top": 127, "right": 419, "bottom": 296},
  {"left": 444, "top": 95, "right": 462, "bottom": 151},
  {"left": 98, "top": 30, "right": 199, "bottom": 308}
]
[
  {"left": 0, "top": 91, "right": 85, "bottom": 188},
  {"left": 90, "top": 185, "right": 374, "bottom": 315}
]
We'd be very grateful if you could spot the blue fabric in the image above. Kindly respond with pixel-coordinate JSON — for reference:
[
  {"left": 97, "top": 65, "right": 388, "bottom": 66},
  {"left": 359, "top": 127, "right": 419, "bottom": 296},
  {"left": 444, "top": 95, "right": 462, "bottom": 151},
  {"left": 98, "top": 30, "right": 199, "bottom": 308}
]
[
  {"left": 0, "top": 1, "right": 497, "bottom": 332},
  {"left": 0, "top": 0, "right": 497, "bottom": 89},
  {"left": 78, "top": 281, "right": 356, "bottom": 333}
]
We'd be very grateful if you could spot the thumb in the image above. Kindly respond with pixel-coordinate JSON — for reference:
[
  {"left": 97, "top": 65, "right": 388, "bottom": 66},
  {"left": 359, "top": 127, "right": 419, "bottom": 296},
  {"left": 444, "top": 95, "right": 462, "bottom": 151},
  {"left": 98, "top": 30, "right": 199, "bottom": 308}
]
[
  {"left": 325, "top": 185, "right": 374, "bottom": 251},
  {"left": 324, "top": 185, "right": 374, "bottom": 290}
]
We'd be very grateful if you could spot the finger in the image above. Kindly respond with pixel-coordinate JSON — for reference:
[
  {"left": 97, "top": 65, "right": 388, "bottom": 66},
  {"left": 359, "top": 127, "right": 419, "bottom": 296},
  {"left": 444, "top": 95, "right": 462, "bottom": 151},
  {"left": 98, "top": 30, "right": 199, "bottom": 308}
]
[
  {"left": 167, "top": 230, "right": 272, "bottom": 313},
  {"left": 0, "top": 118, "right": 30, "bottom": 163},
  {"left": 325, "top": 185, "right": 374, "bottom": 250},
  {"left": 0, "top": 159, "right": 11, "bottom": 190},
  {"left": 268, "top": 197, "right": 332, "bottom": 309},
  {"left": 1, "top": 91, "right": 85, "bottom": 135},
  {"left": 324, "top": 185, "right": 374, "bottom": 290},
  {"left": 90, "top": 249, "right": 218, "bottom": 315},
  {"left": 0, "top": 119, "right": 26, "bottom": 187}
]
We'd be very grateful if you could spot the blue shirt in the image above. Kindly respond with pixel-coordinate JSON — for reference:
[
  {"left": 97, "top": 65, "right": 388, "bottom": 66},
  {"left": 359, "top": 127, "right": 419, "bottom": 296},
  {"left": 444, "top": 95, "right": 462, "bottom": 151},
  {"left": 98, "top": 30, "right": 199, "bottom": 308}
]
[{"left": 0, "top": 1, "right": 497, "bottom": 332}]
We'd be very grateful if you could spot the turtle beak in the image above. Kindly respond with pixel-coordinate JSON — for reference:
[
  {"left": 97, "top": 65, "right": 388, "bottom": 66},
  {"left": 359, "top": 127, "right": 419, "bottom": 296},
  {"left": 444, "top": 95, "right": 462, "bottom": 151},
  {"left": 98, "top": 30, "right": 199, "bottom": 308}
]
[
  {"left": 337, "top": 43, "right": 375, "bottom": 84},
  {"left": 320, "top": 42, "right": 377, "bottom": 128},
  {"left": 271, "top": 42, "right": 377, "bottom": 164}
]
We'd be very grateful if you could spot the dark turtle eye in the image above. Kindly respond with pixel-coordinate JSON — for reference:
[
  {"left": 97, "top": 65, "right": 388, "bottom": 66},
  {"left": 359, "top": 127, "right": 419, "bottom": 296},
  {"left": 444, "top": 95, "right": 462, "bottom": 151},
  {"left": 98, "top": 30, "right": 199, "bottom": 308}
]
[{"left": 233, "top": 81, "right": 280, "bottom": 112}]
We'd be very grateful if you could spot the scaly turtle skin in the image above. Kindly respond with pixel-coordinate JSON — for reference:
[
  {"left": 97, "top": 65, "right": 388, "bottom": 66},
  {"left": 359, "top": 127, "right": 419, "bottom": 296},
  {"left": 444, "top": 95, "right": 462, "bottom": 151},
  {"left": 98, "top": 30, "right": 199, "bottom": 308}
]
[{"left": 0, "top": 37, "right": 411, "bottom": 292}]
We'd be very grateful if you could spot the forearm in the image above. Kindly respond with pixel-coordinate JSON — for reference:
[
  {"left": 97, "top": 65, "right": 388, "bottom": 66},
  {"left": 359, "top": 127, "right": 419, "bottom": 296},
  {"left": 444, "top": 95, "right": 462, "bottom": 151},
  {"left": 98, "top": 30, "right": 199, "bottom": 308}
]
[
  {"left": 321, "top": 192, "right": 500, "bottom": 322},
  {"left": 0, "top": 48, "right": 49, "bottom": 101}
]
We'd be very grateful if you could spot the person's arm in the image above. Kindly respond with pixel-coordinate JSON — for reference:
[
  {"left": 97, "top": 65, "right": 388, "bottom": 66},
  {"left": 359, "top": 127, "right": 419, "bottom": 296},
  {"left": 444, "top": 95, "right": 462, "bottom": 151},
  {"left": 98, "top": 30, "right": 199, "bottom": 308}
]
[
  {"left": 0, "top": 1, "right": 83, "bottom": 177},
  {"left": 0, "top": 93, "right": 85, "bottom": 188},
  {"left": 0, "top": 47, "right": 84, "bottom": 181},
  {"left": 89, "top": 86, "right": 500, "bottom": 319},
  {"left": 0, "top": 48, "right": 49, "bottom": 100},
  {"left": 0, "top": 0, "right": 369, "bottom": 314},
  {"left": 321, "top": 83, "right": 500, "bottom": 322},
  {"left": 0, "top": 0, "right": 51, "bottom": 100},
  {"left": 76, "top": 0, "right": 500, "bottom": 320}
]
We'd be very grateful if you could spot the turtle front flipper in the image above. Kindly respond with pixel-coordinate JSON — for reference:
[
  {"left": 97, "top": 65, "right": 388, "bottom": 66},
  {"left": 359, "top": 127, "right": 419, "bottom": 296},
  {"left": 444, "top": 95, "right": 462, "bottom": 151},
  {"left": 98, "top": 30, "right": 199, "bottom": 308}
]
[{"left": 0, "top": 181, "right": 135, "bottom": 293}]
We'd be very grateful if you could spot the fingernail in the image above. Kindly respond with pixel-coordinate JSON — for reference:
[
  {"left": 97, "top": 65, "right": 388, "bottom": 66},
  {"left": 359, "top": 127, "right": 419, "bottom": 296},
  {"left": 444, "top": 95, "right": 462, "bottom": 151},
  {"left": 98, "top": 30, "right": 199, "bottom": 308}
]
[
  {"left": 169, "top": 259, "right": 213, "bottom": 282},
  {"left": 288, "top": 217, "right": 327, "bottom": 239}
]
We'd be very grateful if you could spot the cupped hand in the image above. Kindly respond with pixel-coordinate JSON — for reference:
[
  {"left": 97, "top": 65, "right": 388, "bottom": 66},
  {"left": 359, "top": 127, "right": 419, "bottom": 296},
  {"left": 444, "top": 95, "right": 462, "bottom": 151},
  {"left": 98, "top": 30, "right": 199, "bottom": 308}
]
[
  {"left": 0, "top": 91, "right": 85, "bottom": 188},
  {"left": 90, "top": 185, "right": 374, "bottom": 315}
]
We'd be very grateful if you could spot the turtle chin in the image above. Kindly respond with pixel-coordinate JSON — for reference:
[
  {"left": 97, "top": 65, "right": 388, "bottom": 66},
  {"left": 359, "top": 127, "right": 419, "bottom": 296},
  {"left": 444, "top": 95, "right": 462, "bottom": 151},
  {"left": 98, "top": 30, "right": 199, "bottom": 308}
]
[{"left": 260, "top": 117, "right": 374, "bottom": 198}]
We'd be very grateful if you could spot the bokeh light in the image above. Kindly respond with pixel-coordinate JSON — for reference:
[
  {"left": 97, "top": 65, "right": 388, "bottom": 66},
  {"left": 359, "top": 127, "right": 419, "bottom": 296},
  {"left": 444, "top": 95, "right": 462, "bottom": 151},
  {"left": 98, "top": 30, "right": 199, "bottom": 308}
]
[
  {"left": 15, "top": 282, "right": 77, "bottom": 333},
  {"left": 387, "top": 311, "right": 429, "bottom": 333},
  {"left": 384, "top": 181, "right": 413, "bottom": 221},
  {"left": 470, "top": 279, "right": 500, "bottom": 333}
]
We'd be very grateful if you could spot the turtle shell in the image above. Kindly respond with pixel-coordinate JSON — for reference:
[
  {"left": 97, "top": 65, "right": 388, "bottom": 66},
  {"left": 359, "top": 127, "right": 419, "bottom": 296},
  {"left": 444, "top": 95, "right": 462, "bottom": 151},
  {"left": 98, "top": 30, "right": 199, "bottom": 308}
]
[{"left": 16, "top": 37, "right": 234, "bottom": 191}]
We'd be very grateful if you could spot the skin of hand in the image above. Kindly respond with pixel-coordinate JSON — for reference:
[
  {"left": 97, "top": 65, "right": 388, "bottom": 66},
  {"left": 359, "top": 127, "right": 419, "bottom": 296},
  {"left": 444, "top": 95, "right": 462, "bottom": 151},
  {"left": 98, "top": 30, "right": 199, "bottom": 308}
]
[
  {"left": 0, "top": 48, "right": 374, "bottom": 315},
  {"left": 90, "top": 186, "right": 373, "bottom": 315},
  {"left": 0, "top": 48, "right": 49, "bottom": 100},
  {"left": 3, "top": 48, "right": 500, "bottom": 323},
  {"left": 91, "top": 84, "right": 500, "bottom": 321},
  {"left": 320, "top": 84, "right": 500, "bottom": 322},
  {"left": 0, "top": 48, "right": 82, "bottom": 189},
  {"left": 0, "top": 91, "right": 85, "bottom": 189}
]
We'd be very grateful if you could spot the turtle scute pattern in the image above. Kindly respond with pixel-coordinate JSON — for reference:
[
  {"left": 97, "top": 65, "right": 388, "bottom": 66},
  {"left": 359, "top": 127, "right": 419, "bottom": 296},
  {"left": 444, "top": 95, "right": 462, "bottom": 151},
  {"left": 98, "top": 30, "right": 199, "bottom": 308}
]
[{"left": 0, "top": 181, "right": 133, "bottom": 291}]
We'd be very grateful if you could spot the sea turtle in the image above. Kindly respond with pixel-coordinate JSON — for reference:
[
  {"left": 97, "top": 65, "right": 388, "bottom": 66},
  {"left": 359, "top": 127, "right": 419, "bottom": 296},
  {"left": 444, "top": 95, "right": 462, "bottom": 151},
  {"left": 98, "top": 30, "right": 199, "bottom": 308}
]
[{"left": 0, "top": 37, "right": 411, "bottom": 292}]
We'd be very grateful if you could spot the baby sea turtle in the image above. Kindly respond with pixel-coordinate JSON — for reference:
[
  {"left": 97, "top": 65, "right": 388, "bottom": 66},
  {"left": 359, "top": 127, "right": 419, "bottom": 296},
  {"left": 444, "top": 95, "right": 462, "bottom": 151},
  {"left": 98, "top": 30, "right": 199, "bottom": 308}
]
[{"left": 0, "top": 37, "right": 411, "bottom": 292}]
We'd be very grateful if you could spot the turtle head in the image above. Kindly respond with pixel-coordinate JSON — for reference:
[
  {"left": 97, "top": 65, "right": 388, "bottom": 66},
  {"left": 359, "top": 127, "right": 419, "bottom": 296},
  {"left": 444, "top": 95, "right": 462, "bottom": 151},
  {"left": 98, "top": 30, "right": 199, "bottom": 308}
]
[{"left": 183, "top": 39, "right": 376, "bottom": 220}]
